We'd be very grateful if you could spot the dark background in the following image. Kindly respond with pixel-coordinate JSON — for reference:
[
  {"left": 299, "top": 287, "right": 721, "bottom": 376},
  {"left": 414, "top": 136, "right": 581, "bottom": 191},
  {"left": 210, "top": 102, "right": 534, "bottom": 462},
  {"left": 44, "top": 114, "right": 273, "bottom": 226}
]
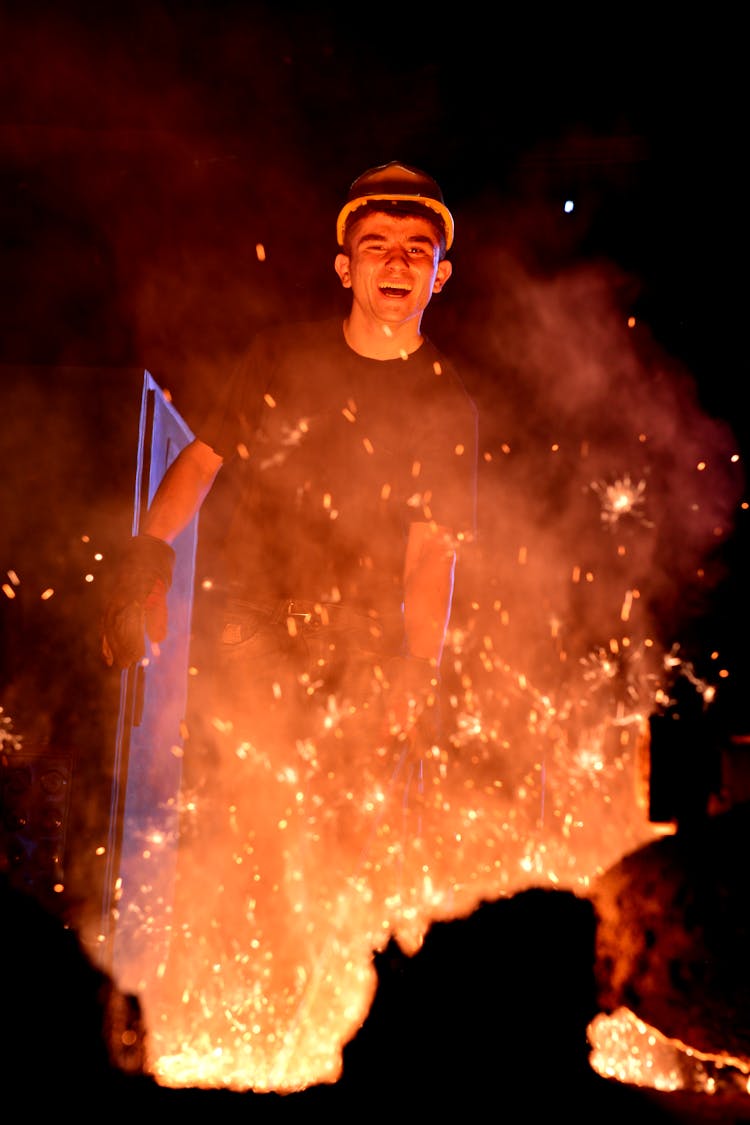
[
  {"left": 1, "top": 3, "right": 744, "bottom": 385},
  {"left": 1, "top": 5, "right": 750, "bottom": 1119}
]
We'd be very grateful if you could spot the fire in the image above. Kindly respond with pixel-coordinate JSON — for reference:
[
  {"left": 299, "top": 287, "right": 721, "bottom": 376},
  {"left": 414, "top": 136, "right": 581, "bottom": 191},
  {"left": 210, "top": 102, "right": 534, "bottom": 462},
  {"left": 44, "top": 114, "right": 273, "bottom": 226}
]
[
  {"left": 589, "top": 1007, "right": 750, "bottom": 1096},
  {"left": 93, "top": 615, "right": 683, "bottom": 1094},
  {"left": 76, "top": 580, "right": 750, "bottom": 1102}
]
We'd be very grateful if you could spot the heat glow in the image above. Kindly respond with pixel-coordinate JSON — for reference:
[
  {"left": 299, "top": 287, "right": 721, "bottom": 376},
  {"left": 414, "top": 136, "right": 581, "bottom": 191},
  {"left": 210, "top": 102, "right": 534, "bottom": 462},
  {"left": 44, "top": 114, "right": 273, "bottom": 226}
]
[{"left": 87, "top": 603, "right": 716, "bottom": 1094}]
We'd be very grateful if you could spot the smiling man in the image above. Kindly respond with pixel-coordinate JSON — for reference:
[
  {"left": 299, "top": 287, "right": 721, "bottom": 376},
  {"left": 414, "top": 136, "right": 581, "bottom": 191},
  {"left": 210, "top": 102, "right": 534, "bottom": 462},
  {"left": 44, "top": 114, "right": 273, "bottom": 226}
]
[
  {"left": 100, "top": 162, "right": 479, "bottom": 1036},
  {"left": 334, "top": 165, "right": 454, "bottom": 360},
  {"left": 103, "top": 161, "right": 477, "bottom": 731}
]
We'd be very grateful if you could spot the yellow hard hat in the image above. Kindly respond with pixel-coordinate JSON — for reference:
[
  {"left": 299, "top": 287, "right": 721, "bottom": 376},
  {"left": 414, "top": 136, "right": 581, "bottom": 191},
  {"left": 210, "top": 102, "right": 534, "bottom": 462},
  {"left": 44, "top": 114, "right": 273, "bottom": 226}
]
[{"left": 336, "top": 161, "right": 454, "bottom": 251}]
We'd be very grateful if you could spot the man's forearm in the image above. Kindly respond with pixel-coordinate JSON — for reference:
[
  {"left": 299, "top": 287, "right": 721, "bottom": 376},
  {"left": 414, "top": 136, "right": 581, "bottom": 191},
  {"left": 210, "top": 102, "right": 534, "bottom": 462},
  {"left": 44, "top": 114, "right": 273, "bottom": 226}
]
[
  {"left": 142, "top": 438, "right": 223, "bottom": 543},
  {"left": 403, "top": 522, "right": 456, "bottom": 664}
]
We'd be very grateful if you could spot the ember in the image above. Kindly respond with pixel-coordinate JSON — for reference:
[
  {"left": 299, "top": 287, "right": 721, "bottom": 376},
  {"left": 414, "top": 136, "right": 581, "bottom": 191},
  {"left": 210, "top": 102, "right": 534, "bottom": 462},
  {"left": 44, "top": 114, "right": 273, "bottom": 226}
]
[{"left": 590, "top": 1007, "right": 750, "bottom": 1096}]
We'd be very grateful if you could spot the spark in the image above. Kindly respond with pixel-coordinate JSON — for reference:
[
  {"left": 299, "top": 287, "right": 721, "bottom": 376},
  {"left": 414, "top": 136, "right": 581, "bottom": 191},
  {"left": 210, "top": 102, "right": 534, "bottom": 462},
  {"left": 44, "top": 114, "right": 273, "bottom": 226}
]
[
  {"left": 590, "top": 473, "right": 653, "bottom": 528},
  {"left": 259, "top": 419, "right": 311, "bottom": 471},
  {"left": 661, "top": 645, "right": 717, "bottom": 707}
]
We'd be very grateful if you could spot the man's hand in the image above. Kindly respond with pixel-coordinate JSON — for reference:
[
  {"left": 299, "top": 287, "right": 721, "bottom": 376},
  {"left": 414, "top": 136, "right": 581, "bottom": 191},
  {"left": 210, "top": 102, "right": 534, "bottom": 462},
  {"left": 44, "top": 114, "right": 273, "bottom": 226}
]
[
  {"left": 101, "top": 535, "right": 176, "bottom": 669},
  {"left": 382, "top": 654, "right": 441, "bottom": 742}
]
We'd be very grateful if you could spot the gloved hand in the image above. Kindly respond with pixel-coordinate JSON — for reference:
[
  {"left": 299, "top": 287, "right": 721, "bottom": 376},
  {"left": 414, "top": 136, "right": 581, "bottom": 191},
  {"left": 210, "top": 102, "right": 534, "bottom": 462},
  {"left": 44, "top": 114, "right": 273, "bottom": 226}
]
[
  {"left": 101, "top": 534, "right": 176, "bottom": 669},
  {"left": 382, "top": 654, "right": 441, "bottom": 741}
]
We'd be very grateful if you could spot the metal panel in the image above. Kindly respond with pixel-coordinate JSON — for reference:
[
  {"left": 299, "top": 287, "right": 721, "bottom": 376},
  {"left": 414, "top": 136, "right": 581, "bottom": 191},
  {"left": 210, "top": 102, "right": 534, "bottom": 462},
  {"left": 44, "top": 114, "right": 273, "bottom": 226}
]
[{"left": 99, "top": 373, "right": 197, "bottom": 994}]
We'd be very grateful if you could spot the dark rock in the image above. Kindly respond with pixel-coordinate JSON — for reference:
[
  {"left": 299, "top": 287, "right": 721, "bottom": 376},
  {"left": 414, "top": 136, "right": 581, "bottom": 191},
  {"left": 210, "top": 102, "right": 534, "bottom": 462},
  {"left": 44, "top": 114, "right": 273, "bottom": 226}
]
[{"left": 593, "top": 801, "right": 750, "bottom": 1061}]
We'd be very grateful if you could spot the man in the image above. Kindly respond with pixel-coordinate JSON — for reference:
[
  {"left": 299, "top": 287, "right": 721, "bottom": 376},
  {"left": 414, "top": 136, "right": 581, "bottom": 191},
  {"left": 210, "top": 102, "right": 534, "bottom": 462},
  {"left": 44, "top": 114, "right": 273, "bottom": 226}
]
[
  {"left": 103, "top": 160, "right": 477, "bottom": 736},
  {"left": 101, "top": 162, "right": 478, "bottom": 1081}
]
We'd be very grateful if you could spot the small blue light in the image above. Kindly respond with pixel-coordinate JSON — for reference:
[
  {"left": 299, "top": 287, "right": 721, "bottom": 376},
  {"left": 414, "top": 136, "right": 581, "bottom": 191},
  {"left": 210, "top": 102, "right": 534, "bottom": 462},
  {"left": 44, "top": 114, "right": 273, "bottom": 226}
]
[{"left": 564, "top": 200, "right": 574, "bottom": 214}]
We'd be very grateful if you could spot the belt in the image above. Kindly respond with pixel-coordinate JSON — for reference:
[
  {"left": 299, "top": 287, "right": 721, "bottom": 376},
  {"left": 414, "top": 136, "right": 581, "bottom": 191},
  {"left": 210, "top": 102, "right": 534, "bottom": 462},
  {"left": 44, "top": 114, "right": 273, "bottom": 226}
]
[
  {"left": 226, "top": 597, "right": 378, "bottom": 628},
  {"left": 279, "top": 600, "right": 376, "bottom": 629}
]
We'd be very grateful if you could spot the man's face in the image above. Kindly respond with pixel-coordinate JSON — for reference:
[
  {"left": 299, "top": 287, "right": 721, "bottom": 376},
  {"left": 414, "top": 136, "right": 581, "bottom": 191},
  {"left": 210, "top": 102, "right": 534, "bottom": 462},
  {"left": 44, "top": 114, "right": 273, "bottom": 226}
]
[{"left": 334, "top": 211, "right": 452, "bottom": 332}]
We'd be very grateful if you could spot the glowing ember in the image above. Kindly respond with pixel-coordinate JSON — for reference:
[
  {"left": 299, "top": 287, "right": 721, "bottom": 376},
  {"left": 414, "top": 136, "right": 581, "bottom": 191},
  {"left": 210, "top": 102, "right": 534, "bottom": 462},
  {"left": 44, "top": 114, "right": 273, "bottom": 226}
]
[{"left": 590, "top": 1007, "right": 750, "bottom": 1096}]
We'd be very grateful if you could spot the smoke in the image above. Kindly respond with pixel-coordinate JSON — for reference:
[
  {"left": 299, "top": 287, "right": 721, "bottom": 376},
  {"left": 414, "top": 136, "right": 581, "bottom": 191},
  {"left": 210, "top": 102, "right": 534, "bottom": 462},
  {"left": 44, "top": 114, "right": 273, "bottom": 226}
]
[{"left": 457, "top": 246, "right": 743, "bottom": 654}]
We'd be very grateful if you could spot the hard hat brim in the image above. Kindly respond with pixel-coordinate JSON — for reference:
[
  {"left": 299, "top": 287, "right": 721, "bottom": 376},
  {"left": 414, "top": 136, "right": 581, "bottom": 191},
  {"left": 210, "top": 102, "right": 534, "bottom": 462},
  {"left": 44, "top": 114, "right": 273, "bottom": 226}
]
[{"left": 336, "top": 194, "right": 454, "bottom": 251}]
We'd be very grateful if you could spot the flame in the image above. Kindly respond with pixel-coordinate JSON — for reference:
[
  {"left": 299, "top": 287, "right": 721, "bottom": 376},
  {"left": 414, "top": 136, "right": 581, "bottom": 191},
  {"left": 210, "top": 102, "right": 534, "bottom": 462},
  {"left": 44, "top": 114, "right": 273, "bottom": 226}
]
[
  {"left": 78, "top": 600, "right": 749, "bottom": 1102},
  {"left": 91, "top": 620, "right": 684, "bottom": 1094},
  {"left": 37, "top": 509, "right": 738, "bottom": 1100},
  {"left": 589, "top": 1007, "right": 750, "bottom": 1096}
]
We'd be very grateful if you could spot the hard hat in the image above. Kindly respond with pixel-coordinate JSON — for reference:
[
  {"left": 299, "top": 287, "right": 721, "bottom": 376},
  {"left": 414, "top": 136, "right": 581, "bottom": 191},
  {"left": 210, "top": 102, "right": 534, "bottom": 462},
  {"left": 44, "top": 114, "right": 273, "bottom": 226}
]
[{"left": 336, "top": 161, "right": 454, "bottom": 250}]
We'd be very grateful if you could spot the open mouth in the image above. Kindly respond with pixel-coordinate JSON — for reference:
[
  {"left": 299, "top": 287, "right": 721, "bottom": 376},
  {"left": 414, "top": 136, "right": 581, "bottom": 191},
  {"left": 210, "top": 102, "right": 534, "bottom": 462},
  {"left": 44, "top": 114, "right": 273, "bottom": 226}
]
[{"left": 379, "top": 281, "right": 412, "bottom": 298}]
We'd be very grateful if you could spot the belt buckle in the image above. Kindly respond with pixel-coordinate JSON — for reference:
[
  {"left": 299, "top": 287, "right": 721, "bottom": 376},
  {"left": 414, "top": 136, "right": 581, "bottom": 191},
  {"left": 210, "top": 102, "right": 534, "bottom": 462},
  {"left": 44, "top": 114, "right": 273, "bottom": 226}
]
[{"left": 286, "top": 599, "right": 313, "bottom": 624}]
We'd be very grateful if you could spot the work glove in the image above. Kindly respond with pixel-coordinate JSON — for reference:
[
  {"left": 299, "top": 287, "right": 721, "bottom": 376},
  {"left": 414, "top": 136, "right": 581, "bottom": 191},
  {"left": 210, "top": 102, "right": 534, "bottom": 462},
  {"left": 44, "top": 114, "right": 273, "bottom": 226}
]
[
  {"left": 382, "top": 654, "right": 441, "bottom": 743},
  {"left": 101, "top": 534, "right": 176, "bottom": 669}
]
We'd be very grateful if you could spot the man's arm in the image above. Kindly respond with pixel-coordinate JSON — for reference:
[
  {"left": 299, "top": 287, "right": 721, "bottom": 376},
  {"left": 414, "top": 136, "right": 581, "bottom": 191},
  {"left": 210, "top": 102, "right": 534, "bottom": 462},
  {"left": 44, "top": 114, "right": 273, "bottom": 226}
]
[
  {"left": 402, "top": 520, "right": 456, "bottom": 664},
  {"left": 382, "top": 521, "right": 457, "bottom": 738},
  {"left": 101, "top": 439, "right": 223, "bottom": 668},
  {"left": 142, "top": 438, "right": 224, "bottom": 542}
]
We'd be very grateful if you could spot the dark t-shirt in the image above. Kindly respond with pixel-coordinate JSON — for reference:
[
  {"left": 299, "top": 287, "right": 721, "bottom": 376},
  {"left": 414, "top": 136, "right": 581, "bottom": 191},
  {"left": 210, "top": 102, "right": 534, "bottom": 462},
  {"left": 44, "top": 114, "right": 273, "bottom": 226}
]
[{"left": 196, "top": 318, "right": 478, "bottom": 617}]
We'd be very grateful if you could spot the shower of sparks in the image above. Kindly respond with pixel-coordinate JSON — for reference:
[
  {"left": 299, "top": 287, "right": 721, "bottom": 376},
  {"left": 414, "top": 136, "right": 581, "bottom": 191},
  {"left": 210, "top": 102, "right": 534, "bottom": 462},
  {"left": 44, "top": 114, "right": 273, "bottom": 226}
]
[
  {"left": 86, "top": 617, "right": 685, "bottom": 1094},
  {"left": 579, "top": 641, "right": 659, "bottom": 708},
  {"left": 67, "top": 529, "right": 746, "bottom": 1105},
  {"left": 590, "top": 473, "right": 653, "bottom": 528},
  {"left": 2, "top": 390, "right": 746, "bottom": 1104},
  {"left": 5, "top": 560, "right": 744, "bottom": 1102}
]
